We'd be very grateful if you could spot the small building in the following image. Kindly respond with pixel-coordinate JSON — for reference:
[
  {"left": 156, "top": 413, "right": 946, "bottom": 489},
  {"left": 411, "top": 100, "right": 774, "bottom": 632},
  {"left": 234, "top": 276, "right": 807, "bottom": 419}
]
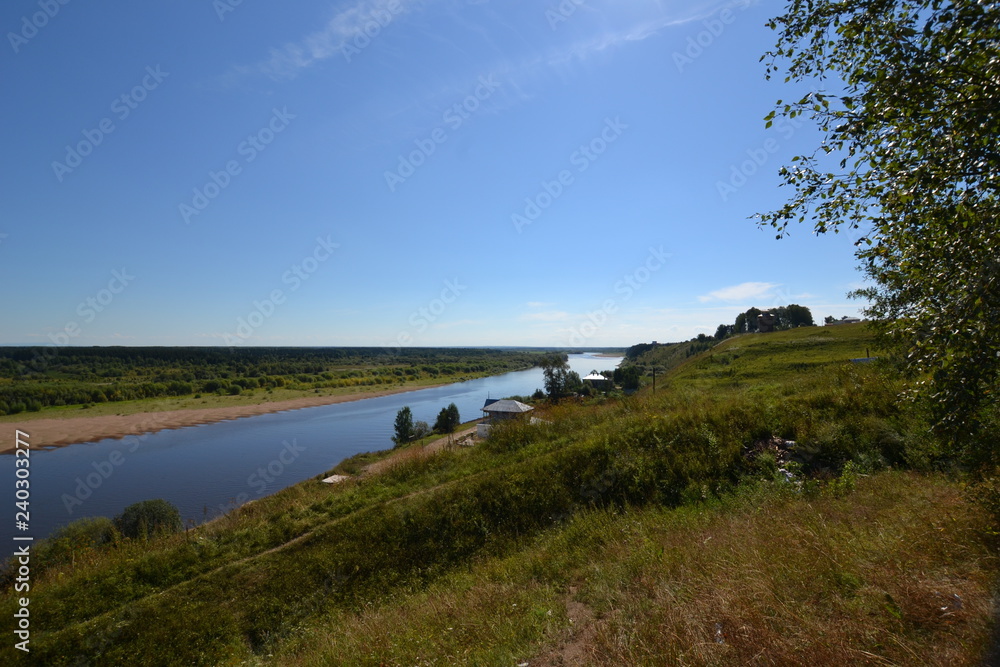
[
  {"left": 825, "top": 317, "right": 862, "bottom": 326},
  {"left": 478, "top": 398, "right": 534, "bottom": 438},
  {"left": 757, "top": 311, "right": 777, "bottom": 333},
  {"left": 582, "top": 371, "right": 612, "bottom": 390}
]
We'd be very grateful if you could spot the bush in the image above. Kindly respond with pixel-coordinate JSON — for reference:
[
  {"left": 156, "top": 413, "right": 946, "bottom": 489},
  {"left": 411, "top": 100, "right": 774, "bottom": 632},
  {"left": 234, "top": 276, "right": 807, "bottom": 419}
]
[
  {"left": 115, "top": 499, "right": 183, "bottom": 540},
  {"left": 32, "top": 516, "right": 117, "bottom": 571},
  {"left": 413, "top": 421, "right": 432, "bottom": 439}
]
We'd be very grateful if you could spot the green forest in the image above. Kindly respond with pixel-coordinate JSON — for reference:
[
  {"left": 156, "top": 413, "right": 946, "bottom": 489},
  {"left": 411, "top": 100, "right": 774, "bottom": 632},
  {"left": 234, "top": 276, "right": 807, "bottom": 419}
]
[{"left": 0, "top": 347, "right": 544, "bottom": 416}]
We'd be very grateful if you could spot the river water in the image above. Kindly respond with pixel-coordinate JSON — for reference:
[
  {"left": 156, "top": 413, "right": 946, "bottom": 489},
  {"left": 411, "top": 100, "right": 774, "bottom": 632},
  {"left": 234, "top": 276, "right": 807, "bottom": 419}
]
[{"left": 1, "top": 353, "right": 620, "bottom": 548}]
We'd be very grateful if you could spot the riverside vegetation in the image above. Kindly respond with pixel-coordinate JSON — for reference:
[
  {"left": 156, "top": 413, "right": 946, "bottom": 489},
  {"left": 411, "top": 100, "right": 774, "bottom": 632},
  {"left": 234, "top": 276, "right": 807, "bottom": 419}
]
[
  {"left": 0, "top": 347, "right": 543, "bottom": 418},
  {"left": 2, "top": 323, "right": 999, "bottom": 665}
]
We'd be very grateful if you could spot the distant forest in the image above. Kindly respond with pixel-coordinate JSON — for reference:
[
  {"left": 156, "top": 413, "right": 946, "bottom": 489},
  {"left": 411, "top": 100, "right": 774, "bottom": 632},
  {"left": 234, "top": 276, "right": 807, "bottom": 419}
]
[{"left": 0, "top": 347, "right": 542, "bottom": 416}]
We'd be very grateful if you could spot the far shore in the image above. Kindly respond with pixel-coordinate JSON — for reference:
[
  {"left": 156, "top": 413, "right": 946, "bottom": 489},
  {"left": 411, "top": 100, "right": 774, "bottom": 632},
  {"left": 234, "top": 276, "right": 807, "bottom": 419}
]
[{"left": 0, "top": 384, "right": 433, "bottom": 455}]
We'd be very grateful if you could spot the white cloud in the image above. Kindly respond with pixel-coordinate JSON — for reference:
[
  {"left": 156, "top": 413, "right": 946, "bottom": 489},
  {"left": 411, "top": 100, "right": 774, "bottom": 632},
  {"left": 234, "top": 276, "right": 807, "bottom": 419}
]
[
  {"left": 254, "top": 0, "right": 420, "bottom": 79},
  {"left": 698, "top": 281, "right": 780, "bottom": 303},
  {"left": 243, "top": 0, "right": 725, "bottom": 82}
]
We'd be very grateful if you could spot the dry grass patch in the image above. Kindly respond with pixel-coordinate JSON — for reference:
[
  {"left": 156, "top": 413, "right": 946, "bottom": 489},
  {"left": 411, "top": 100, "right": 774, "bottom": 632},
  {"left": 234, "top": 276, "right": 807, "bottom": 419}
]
[{"left": 575, "top": 472, "right": 996, "bottom": 665}]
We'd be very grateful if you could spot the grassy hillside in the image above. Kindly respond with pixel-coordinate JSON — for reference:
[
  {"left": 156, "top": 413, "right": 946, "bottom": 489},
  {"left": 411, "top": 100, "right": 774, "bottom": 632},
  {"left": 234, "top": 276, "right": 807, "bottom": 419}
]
[{"left": 3, "top": 324, "right": 997, "bottom": 665}]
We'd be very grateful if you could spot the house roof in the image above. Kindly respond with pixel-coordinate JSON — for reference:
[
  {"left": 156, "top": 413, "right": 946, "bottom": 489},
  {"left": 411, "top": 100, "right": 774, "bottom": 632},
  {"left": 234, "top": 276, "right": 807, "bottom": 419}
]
[
  {"left": 582, "top": 372, "right": 607, "bottom": 381},
  {"left": 482, "top": 399, "right": 534, "bottom": 414}
]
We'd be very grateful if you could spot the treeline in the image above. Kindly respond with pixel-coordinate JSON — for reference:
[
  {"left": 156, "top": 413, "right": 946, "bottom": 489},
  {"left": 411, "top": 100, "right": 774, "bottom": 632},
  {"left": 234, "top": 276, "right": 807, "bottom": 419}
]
[
  {"left": 717, "top": 304, "right": 814, "bottom": 338},
  {"left": 0, "top": 347, "right": 542, "bottom": 416}
]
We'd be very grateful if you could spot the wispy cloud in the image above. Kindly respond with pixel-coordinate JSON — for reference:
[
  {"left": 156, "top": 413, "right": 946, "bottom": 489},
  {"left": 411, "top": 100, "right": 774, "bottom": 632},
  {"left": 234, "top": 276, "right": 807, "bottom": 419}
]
[
  {"left": 240, "top": 0, "right": 725, "bottom": 83},
  {"left": 698, "top": 281, "right": 780, "bottom": 303},
  {"left": 252, "top": 0, "right": 420, "bottom": 80},
  {"left": 540, "top": 10, "right": 717, "bottom": 68}
]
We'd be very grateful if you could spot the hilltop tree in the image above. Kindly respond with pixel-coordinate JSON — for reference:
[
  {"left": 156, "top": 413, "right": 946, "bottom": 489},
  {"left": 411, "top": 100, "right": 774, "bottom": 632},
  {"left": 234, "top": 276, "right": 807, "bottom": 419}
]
[
  {"left": 735, "top": 307, "right": 762, "bottom": 334},
  {"left": 392, "top": 406, "right": 414, "bottom": 447},
  {"left": 781, "top": 304, "right": 814, "bottom": 328},
  {"left": 758, "top": 0, "right": 1000, "bottom": 439}
]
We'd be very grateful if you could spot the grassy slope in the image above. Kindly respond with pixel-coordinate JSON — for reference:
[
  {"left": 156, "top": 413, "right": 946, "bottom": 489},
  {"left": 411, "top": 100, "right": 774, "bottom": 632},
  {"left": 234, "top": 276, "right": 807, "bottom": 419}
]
[
  {"left": 667, "top": 324, "right": 878, "bottom": 386},
  {"left": 3, "top": 324, "right": 997, "bottom": 665}
]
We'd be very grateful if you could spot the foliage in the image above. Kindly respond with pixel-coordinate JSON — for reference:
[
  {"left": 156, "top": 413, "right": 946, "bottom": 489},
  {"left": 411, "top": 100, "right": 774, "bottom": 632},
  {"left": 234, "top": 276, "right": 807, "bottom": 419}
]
[
  {"left": 758, "top": 0, "right": 1000, "bottom": 440},
  {"left": 412, "top": 421, "right": 432, "bottom": 439},
  {"left": 0, "top": 347, "right": 543, "bottom": 415},
  {"left": 613, "top": 365, "right": 641, "bottom": 390},
  {"left": 14, "top": 517, "right": 118, "bottom": 580},
  {"left": 735, "top": 304, "right": 813, "bottom": 334},
  {"left": 392, "top": 406, "right": 414, "bottom": 447},
  {"left": 434, "top": 403, "right": 461, "bottom": 433},
  {"left": 625, "top": 342, "right": 657, "bottom": 361},
  {"left": 735, "top": 307, "right": 763, "bottom": 334},
  {"left": 540, "top": 354, "right": 581, "bottom": 399},
  {"left": 115, "top": 499, "right": 182, "bottom": 540}
]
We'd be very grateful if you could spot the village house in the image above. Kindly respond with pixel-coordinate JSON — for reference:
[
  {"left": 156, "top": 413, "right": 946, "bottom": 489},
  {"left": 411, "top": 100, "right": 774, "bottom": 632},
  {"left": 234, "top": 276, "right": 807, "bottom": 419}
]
[
  {"left": 582, "top": 371, "right": 612, "bottom": 391},
  {"left": 477, "top": 398, "right": 534, "bottom": 438}
]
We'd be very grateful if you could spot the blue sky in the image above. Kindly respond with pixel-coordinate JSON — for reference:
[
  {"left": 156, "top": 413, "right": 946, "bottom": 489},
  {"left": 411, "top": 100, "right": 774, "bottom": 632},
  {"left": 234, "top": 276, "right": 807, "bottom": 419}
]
[{"left": 1, "top": 0, "right": 867, "bottom": 348}]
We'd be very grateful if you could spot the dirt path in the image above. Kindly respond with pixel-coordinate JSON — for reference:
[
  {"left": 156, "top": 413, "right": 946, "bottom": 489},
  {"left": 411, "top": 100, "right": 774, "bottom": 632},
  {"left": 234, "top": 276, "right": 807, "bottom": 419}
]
[{"left": 361, "top": 425, "right": 479, "bottom": 477}]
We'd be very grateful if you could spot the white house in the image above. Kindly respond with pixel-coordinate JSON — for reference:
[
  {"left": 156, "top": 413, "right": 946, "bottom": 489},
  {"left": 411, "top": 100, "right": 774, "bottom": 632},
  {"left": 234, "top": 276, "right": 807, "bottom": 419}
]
[{"left": 477, "top": 398, "right": 534, "bottom": 437}]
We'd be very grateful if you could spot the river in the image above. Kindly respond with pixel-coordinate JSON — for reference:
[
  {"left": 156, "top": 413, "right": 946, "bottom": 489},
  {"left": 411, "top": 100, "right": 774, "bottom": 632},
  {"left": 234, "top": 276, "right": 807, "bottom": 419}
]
[{"left": 0, "top": 353, "right": 620, "bottom": 548}]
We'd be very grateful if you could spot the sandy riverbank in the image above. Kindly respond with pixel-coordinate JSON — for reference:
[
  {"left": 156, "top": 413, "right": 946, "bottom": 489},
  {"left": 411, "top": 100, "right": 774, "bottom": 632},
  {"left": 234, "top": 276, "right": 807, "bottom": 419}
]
[{"left": 0, "top": 385, "right": 429, "bottom": 454}]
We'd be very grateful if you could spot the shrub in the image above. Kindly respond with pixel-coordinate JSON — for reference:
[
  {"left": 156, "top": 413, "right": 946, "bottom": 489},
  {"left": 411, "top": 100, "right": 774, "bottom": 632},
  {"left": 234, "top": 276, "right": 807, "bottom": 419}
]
[
  {"left": 413, "top": 421, "right": 432, "bottom": 439},
  {"left": 115, "top": 499, "right": 182, "bottom": 540},
  {"left": 31, "top": 516, "right": 117, "bottom": 572}
]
